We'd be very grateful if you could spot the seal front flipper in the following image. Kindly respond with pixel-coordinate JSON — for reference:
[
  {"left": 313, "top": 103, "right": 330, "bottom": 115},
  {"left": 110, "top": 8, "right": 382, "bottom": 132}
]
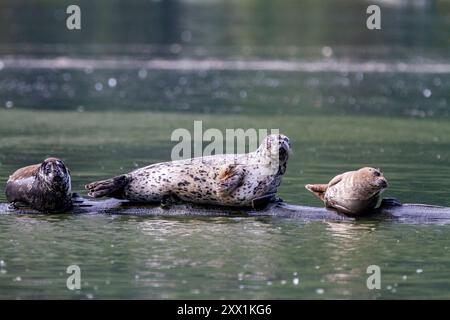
[
  {"left": 160, "top": 194, "right": 183, "bottom": 209},
  {"left": 8, "top": 201, "right": 30, "bottom": 210},
  {"left": 381, "top": 197, "right": 402, "bottom": 208},
  {"left": 85, "top": 174, "right": 131, "bottom": 199},
  {"left": 305, "top": 184, "right": 328, "bottom": 201},
  {"left": 252, "top": 193, "right": 276, "bottom": 210},
  {"left": 216, "top": 164, "right": 245, "bottom": 197}
]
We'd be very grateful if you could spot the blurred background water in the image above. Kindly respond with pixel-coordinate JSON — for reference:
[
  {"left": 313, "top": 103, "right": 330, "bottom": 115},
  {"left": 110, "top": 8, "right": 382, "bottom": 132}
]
[{"left": 0, "top": 0, "right": 449, "bottom": 299}]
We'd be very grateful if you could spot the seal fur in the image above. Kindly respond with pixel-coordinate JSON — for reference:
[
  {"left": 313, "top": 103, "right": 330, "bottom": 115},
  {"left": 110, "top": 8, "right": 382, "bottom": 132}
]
[
  {"left": 86, "top": 134, "right": 291, "bottom": 208},
  {"left": 5, "top": 158, "right": 72, "bottom": 213},
  {"left": 305, "top": 167, "right": 388, "bottom": 215}
]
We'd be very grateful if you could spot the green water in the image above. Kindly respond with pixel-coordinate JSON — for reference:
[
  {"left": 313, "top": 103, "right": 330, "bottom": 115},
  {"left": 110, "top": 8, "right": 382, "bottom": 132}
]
[{"left": 1, "top": 0, "right": 450, "bottom": 299}]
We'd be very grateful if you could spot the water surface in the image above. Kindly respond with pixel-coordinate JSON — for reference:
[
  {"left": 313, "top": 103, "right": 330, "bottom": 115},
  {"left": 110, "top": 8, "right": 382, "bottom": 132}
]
[{"left": 0, "top": 0, "right": 450, "bottom": 299}]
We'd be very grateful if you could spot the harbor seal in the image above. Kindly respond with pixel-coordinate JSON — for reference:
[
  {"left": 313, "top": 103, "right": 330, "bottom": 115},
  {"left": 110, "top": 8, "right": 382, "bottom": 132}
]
[
  {"left": 305, "top": 167, "right": 388, "bottom": 215},
  {"left": 5, "top": 157, "right": 72, "bottom": 213},
  {"left": 86, "top": 134, "right": 291, "bottom": 208}
]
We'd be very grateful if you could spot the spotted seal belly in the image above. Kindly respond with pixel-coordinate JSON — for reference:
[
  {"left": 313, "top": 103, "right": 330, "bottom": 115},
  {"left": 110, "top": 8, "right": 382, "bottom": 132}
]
[{"left": 86, "top": 134, "right": 291, "bottom": 208}]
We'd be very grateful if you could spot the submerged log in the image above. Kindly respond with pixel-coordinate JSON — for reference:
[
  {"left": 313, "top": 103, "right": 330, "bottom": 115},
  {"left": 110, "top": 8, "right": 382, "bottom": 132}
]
[{"left": 1, "top": 195, "right": 450, "bottom": 224}]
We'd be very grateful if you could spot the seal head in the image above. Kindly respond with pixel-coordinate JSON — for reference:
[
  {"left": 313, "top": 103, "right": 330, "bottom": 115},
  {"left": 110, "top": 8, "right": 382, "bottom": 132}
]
[
  {"left": 6, "top": 157, "right": 72, "bottom": 213},
  {"left": 305, "top": 167, "right": 388, "bottom": 215}
]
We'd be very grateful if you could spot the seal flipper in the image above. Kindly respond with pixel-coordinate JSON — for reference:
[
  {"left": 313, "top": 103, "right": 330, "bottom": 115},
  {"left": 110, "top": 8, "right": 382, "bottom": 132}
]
[
  {"left": 9, "top": 201, "right": 31, "bottom": 210},
  {"left": 252, "top": 193, "right": 276, "bottom": 210},
  {"left": 160, "top": 194, "right": 183, "bottom": 209},
  {"left": 381, "top": 197, "right": 402, "bottom": 208},
  {"left": 305, "top": 184, "right": 328, "bottom": 202},
  {"left": 217, "top": 164, "right": 245, "bottom": 196},
  {"left": 85, "top": 175, "right": 131, "bottom": 199}
]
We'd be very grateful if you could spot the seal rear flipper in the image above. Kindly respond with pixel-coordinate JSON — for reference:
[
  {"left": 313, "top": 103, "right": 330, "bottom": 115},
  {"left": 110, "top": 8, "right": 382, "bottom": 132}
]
[
  {"left": 305, "top": 184, "right": 328, "bottom": 202},
  {"left": 85, "top": 174, "right": 131, "bottom": 199}
]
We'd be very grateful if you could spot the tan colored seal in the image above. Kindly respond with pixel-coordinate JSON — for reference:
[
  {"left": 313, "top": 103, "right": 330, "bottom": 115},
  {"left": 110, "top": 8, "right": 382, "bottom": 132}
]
[
  {"left": 305, "top": 167, "right": 388, "bottom": 215},
  {"left": 86, "top": 134, "right": 291, "bottom": 209}
]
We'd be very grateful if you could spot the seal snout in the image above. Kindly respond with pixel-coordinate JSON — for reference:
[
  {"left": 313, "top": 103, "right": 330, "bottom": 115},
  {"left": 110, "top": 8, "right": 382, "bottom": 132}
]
[
  {"left": 278, "top": 136, "right": 291, "bottom": 161},
  {"left": 41, "top": 158, "right": 68, "bottom": 179},
  {"left": 378, "top": 176, "right": 388, "bottom": 189}
]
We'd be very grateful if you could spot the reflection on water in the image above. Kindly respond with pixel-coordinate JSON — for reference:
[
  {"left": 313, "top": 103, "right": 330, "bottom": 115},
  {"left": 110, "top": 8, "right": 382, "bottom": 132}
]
[{"left": 1, "top": 0, "right": 450, "bottom": 299}]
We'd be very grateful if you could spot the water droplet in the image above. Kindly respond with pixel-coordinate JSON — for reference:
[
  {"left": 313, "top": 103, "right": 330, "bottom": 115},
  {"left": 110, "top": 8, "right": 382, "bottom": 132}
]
[
  {"left": 14, "top": 276, "right": 22, "bottom": 282},
  {"left": 138, "top": 69, "right": 148, "bottom": 79},
  {"left": 86, "top": 293, "right": 94, "bottom": 299},
  {"left": 5, "top": 101, "right": 13, "bottom": 109},
  {"left": 280, "top": 280, "right": 287, "bottom": 285},
  {"left": 108, "top": 78, "right": 117, "bottom": 88},
  {"left": 0, "top": 269, "right": 7, "bottom": 274},
  {"left": 266, "top": 281, "right": 273, "bottom": 286},
  {"left": 170, "top": 43, "right": 182, "bottom": 54},
  {"left": 402, "top": 275, "right": 407, "bottom": 281},
  {"left": 95, "top": 82, "right": 103, "bottom": 91},
  {"left": 423, "top": 89, "right": 432, "bottom": 98},
  {"left": 355, "top": 72, "right": 364, "bottom": 81},
  {"left": 0, "top": 260, "right": 5, "bottom": 267},
  {"left": 181, "top": 30, "right": 192, "bottom": 42},
  {"left": 293, "top": 278, "right": 299, "bottom": 285},
  {"left": 321, "top": 46, "right": 333, "bottom": 58},
  {"left": 433, "top": 77, "right": 441, "bottom": 86},
  {"left": 316, "top": 288, "right": 325, "bottom": 295},
  {"left": 315, "top": 265, "right": 320, "bottom": 270},
  {"left": 178, "top": 77, "right": 188, "bottom": 86},
  {"left": 416, "top": 269, "right": 423, "bottom": 274},
  {"left": 238, "top": 273, "right": 244, "bottom": 281},
  {"left": 387, "top": 285, "right": 392, "bottom": 290}
]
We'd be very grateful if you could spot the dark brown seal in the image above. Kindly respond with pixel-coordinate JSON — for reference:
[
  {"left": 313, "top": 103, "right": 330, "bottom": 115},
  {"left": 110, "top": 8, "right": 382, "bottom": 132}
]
[
  {"left": 305, "top": 167, "right": 388, "bottom": 215},
  {"left": 5, "top": 158, "right": 72, "bottom": 213}
]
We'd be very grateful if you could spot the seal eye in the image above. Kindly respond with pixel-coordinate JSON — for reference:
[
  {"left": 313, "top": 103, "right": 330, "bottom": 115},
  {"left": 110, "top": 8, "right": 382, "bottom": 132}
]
[
  {"left": 374, "top": 171, "right": 381, "bottom": 177},
  {"left": 44, "top": 164, "right": 52, "bottom": 175}
]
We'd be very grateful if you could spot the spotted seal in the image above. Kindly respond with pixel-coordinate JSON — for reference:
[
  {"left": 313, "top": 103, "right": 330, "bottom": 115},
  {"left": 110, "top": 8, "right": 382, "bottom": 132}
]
[
  {"left": 5, "top": 157, "right": 72, "bottom": 213},
  {"left": 86, "top": 134, "right": 291, "bottom": 208},
  {"left": 305, "top": 167, "right": 388, "bottom": 215}
]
